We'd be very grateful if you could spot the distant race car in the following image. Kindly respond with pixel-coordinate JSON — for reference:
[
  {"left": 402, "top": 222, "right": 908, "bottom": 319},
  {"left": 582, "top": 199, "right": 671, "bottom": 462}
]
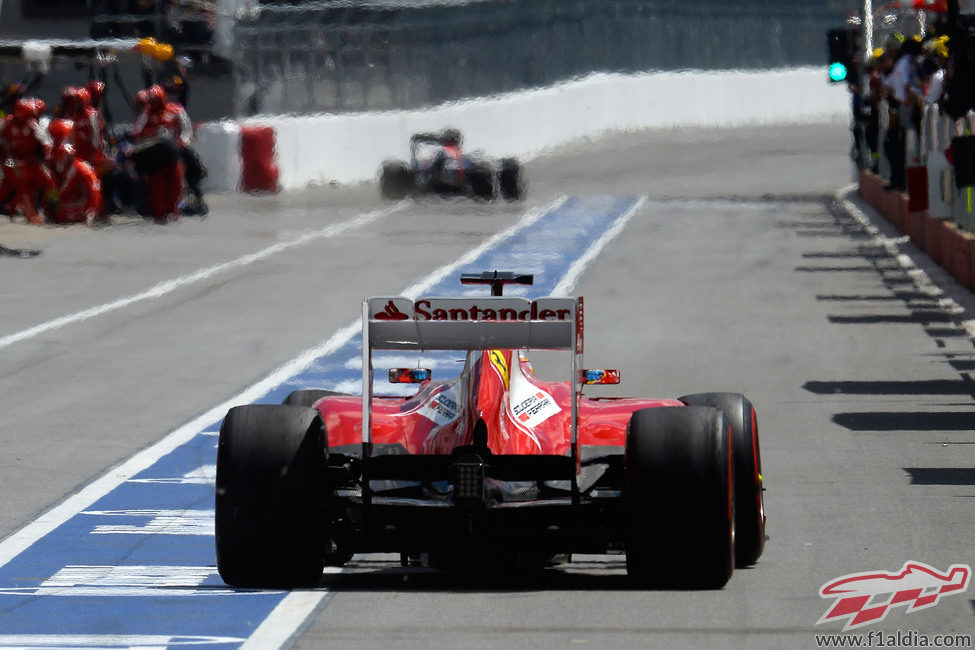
[
  {"left": 215, "top": 271, "right": 765, "bottom": 589},
  {"left": 379, "top": 129, "right": 524, "bottom": 200}
]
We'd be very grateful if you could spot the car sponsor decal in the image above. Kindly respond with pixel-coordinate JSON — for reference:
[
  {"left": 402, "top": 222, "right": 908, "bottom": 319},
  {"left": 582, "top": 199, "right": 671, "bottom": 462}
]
[
  {"left": 373, "top": 299, "right": 410, "bottom": 320},
  {"left": 510, "top": 389, "right": 561, "bottom": 426},
  {"left": 488, "top": 349, "right": 510, "bottom": 389},
  {"left": 415, "top": 385, "right": 461, "bottom": 426},
  {"left": 508, "top": 363, "right": 561, "bottom": 428},
  {"left": 370, "top": 297, "right": 573, "bottom": 322}
]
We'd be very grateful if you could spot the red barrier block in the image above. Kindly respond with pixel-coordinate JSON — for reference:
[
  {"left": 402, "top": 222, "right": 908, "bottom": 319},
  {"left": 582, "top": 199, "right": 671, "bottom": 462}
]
[
  {"left": 925, "top": 217, "right": 944, "bottom": 267},
  {"left": 240, "top": 125, "right": 279, "bottom": 193},
  {"left": 941, "top": 222, "right": 972, "bottom": 286},
  {"left": 968, "top": 236, "right": 975, "bottom": 292},
  {"left": 943, "top": 222, "right": 974, "bottom": 289},
  {"left": 859, "top": 171, "right": 885, "bottom": 212},
  {"left": 906, "top": 165, "right": 929, "bottom": 212},
  {"left": 886, "top": 190, "right": 909, "bottom": 233},
  {"left": 906, "top": 210, "right": 927, "bottom": 248}
]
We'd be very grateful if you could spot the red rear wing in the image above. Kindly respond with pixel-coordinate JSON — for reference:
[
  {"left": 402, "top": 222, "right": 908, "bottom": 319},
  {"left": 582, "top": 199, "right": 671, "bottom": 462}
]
[
  {"left": 365, "top": 296, "right": 580, "bottom": 350},
  {"left": 361, "top": 295, "right": 585, "bottom": 459}
]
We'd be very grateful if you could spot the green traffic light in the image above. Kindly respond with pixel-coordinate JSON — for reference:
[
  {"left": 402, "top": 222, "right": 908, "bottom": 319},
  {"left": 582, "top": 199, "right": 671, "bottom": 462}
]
[{"left": 829, "top": 62, "right": 848, "bottom": 82}]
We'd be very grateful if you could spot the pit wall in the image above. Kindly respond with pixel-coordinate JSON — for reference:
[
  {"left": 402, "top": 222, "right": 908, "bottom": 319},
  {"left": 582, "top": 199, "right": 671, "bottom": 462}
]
[
  {"left": 858, "top": 101, "right": 975, "bottom": 292},
  {"left": 195, "top": 66, "right": 850, "bottom": 193}
]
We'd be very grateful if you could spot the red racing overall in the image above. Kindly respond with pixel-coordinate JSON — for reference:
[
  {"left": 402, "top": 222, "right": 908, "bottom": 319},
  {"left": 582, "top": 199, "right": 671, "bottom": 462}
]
[
  {"left": 0, "top": 99, "right": 55, "bottom": 224},
  {"left": 131, "top": 86, "right": 185, "bottom": 223}
]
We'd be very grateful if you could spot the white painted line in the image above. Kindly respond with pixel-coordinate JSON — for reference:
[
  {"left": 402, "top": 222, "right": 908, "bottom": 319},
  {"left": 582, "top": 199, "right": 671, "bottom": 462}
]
[
  {"left": 0, "top": 194, "right": 569, "bottom": 637},
  {"left": 836, "top": 185, "right": 975, "bottom": 340},
  {"left": 0, "top": 202, "right": 409, "bottom": 352},
  {"left": 552, "top": 196, "right": 646, "bottom": 296},
  {"left": 0, "top": 634, "right": 246, "bottom": 647},
  {"left": 240, "top": 575, "right": 340, "bottom": 650}
]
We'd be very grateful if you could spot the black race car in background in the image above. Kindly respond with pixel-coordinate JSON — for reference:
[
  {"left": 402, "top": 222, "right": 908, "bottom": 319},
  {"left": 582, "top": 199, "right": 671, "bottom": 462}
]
[{"left": 379, "top": 128, "right": 524, "bottom": 201}]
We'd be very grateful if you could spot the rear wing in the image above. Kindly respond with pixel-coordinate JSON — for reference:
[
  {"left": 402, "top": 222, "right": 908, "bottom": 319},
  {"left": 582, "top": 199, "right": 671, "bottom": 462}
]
[
  {"left": 361, "top": 294, "right": 586, "bottom": 463},
  {"left": 365, "top": 296, "right": 581, "bottom": 350}
]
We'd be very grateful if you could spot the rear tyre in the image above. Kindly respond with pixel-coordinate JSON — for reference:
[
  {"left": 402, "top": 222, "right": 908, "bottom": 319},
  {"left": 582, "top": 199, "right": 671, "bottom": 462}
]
[
  {"left": 624, "top": 406, "right": 734, "bottom": 589},
  {"left": 282, "top": 389, "right": 349, "bottom": 408},
  {"left": 498, "top": 158, "right": 524, "bottom": 200},
  {"left": 215, "top": 404, "right": 327, "bottom": 588},
  {"left": 679, "top": 392, "right": 765, "bottom": 567},
  {"left": 380, "top": 160, "right": 413, "bottom": 199},
  {"left": 469, "top": 163, "right": 496, "bottom": 200}
]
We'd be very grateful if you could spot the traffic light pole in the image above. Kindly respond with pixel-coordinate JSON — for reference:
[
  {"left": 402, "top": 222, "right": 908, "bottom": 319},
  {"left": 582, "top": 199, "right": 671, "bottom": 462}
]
[{"left": 864, "top": 0, "right": 873, "bottom": 60}]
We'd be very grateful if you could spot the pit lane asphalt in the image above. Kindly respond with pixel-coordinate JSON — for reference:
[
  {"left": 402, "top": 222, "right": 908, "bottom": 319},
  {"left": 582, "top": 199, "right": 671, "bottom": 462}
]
[{"left": 2, "top": 121, "right": 973, "bottom": 648}]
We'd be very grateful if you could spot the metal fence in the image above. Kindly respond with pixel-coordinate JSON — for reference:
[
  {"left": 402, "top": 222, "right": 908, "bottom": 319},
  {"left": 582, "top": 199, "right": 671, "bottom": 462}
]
[{"left": 233, "top": 0, "right": 849, "bottom": 116}]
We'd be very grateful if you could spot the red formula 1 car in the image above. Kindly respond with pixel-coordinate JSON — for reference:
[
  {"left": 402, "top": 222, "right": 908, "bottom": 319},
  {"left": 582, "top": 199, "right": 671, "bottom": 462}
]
[{"left": 215, "top": 272, "right": 765, "bottom": 589}]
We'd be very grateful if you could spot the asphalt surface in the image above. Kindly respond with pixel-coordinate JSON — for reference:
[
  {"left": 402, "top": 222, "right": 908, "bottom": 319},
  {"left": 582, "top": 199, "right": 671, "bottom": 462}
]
[{"left": 1, "top": 121, "right": 973, "bottom": 649}]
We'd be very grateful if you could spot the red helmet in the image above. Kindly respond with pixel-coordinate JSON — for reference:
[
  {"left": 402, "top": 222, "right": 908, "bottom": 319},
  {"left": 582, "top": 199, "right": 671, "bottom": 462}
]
[
  {"left": 48, "top": 118, "right": 74, "bottom": 146},
  {"left": 76, "top": 87, "right": 92, "bottom": 108},
  {"left": 13, "top": 97, "right": 32, "bottom": 121},
  {"left": 14, "top": 97, "right": 44, "bottom": 120},
  {"left": 146, "top": 84, "right": 166, "bottom": 109},
  {"left": 86, "top": 80, "right": 105, "bottom": 104},
  {"left": 61, "top": 86, "right": 80, "bottom": 106},
  {"left": 51, "top": 142, "right": 75, "bottom": 173}
]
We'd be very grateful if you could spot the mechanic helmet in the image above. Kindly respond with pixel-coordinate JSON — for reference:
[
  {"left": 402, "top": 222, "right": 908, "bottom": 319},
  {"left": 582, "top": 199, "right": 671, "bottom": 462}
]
[
  {"left": 146, "top": 84, "right": 166, "bottom": 110},
  {"left": 135, "top": 88, "right": 150, "bottom": 110},
  {"left": 28, "top": 98, "right": 46, "bottom": 119},
  {"left": 76, "top": 87, "right": 92, "bottom": 108},
  {"left": 51, "top": 142, "right": 75, "bottom": 174},
  {"left": 86, "top": 80, "right": 106, "bottom": 106},
  {"left": 61, "top": 86, "right": 80, "bottom": 110},
  {"left": 441, "top": 128, "right": 462, "bottom": 147},
  {"left": 48, "top": 118, "right": 74, "bottom": 147},
  {"left": 13, "top": 97, "right": 33, "bottom": 121}
]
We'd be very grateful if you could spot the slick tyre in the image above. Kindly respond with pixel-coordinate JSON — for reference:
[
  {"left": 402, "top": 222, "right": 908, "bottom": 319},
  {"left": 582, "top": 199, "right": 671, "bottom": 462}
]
[
  {"left": 498, "top": 158, "right": 524, "bottom": 200},
  {"left": 469, "top": 163, "right": 496, "bottom": 200},
  {"left": 380, "top": 160, "right": 413, "bottom": 199},
  {"left": 215, "top": 404, "right": 327, "bottom": 588},
  {"left": 679, "top": 392, "right": 765, "bottom": 567},
  {"left": 282, "top": 389, "right": 349, "bottom": 408},
  {"left": 624, "top": 406, "right": 734, "bottom": 589}
]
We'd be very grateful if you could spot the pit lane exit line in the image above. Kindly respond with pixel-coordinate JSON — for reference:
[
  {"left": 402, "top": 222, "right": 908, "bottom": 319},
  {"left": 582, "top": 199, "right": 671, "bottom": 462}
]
[{"left": 0, "top": 201, "right": 409, "bottom": 352}]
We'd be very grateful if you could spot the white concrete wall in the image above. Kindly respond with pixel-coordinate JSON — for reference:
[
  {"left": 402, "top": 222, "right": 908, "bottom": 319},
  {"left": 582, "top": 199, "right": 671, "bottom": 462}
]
[
  {"left": 196, "top": 120, "right": 241, "bottom": 192},
  {"left": 200, "top": 66, "right": 851, "bottom": 192}
]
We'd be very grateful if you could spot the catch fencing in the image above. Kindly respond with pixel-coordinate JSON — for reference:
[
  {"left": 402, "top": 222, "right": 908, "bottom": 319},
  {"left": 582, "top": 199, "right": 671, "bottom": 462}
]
[{"left": 232, "top": 0, "right": 843, "bottom": 116}]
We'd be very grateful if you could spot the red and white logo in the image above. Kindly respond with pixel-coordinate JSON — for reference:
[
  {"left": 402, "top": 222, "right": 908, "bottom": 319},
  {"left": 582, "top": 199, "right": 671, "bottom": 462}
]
[
  {"left": 817, "top": 561, "right": 971, "bottom": 631},
  {"left": 373, "top": 300, "right": 409, "bottom": 321},
  {"left": 507, "top": 367, "right": 561, "bottom": 432}
]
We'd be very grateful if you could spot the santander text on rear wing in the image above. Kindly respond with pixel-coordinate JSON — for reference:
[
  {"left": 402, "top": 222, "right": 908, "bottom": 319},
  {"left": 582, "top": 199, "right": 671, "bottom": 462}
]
[{"left": 365, "top": 296, "right": 582, "bottom": 351}]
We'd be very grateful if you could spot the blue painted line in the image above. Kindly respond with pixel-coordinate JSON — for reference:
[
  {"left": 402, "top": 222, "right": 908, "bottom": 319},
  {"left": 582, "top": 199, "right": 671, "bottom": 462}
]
[{"left": 0, "top": 195, "right": 640, "bottom": 650}]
